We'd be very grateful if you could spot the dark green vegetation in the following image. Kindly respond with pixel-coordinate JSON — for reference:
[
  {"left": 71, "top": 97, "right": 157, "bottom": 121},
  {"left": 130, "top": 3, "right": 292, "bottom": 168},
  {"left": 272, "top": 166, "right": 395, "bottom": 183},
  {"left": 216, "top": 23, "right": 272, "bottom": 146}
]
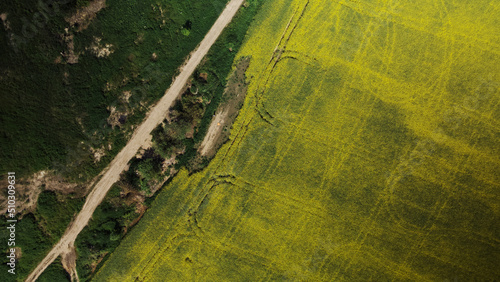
[
  {"left": 121, "top": 0, "right": 264, "bottom": 193},
  {"left": 0, "top": 0, "right": 229, "bottom": 179},
  {"left": 38, "top": 258, "right": 69, "bottom": 282},
  {"left": 39, "top": 195, "right": 140, "bottom": 282},
  {"left": 0, "top": 0, "right": 82, "bottom": 177},
  {"left": 0, "top": 191, "right": 83, "bottom": 281},
  {"left": 75, "top": 185, "right": 137, "bottom": 281}
]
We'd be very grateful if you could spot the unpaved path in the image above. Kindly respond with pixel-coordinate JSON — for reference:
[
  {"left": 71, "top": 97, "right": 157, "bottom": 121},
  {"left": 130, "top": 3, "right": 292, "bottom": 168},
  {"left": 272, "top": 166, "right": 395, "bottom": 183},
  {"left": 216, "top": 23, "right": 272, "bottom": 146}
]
[
  {"left": 199, "top": 108, "right": 228, "bottom": 156},
  {"left": 26, "top": 1, "right": 244, "bottom": 280},
  {"left": 199, "top": 57, "right": 250, "bottom": 156}
]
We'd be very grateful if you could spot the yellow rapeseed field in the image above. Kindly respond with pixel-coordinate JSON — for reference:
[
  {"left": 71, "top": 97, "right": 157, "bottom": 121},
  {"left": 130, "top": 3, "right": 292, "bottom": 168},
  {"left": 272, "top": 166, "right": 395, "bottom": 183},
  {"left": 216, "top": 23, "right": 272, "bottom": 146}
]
[{"left": 95, "top": 0, "right": 500, "bottom": 280}]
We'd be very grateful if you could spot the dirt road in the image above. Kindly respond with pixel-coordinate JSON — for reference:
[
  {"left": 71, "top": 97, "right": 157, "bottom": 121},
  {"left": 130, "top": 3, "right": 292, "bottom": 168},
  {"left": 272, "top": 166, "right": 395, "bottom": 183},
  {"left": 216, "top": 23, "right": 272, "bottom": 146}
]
[
  {"left": 199, "top": 108, "right": 228, "bottom": 156},
  {"left": 198, "top": 56, "right": 250, "bottom": 157},
  {"left": 26, "top": 1, "right": 244, "bottom": 280}
]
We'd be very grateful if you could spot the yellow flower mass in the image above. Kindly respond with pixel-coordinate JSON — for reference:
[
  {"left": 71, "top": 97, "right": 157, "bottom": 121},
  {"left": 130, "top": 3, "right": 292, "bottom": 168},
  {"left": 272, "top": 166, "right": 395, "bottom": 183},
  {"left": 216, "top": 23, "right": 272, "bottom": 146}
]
[{"left": 95, "top": 0, "right": 500, "bottom": 280}]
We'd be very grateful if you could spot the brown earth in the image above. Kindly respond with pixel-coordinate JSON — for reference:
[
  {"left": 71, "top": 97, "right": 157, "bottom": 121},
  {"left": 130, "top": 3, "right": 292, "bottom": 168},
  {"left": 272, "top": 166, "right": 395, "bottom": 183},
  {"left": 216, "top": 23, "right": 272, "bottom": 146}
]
[
  {"left": 13, "top": 247, "right": 22, "bottom": 260},
  {"left": 0, "top": 13, "right": 11, "bottom": 30},
  {"left": 60, "top": 30, "right": 79, "bottom": 64},
  {"left": 86, "top": 36, "right": 114, "bottom": 58},
  {"left": 198, "top": 57, "right": 250, "bottom": 157},
  {"left": 0, "top": 171, "right": 85, "bottom": 217},
  {"left": 65, "top": 0, "right": 106, "bottom": 32},
  {"left": 61, "top": 245, "right": 78, "bottom": 282},
  {"left": 57, "top": 0, "right": 107, "bottom": 64}
]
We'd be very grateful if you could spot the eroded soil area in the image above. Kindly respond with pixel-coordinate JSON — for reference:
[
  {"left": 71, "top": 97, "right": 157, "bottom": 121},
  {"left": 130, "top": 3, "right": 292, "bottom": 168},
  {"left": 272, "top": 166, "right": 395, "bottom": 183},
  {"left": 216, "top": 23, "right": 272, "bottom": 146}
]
[{"left": 198, "top": 56, "right": 250, "bottom": 157}]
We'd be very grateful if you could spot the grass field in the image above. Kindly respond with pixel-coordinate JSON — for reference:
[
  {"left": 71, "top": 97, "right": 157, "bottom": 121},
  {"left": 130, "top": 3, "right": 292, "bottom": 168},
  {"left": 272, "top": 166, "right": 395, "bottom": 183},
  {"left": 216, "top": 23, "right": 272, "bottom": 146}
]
[{"left": 95, "top": 0, "right": 500, "bottom": 280}]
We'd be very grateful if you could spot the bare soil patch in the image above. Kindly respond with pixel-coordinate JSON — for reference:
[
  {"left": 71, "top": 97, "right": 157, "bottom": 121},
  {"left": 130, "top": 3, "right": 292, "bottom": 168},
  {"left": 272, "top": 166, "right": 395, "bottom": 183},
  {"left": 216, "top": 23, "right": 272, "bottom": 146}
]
[
  {"left": 66, "top": 0, "right": 106, "bottom": 32},
  {"left": 0, "top": 13, "right": 11, "bottom": 30},
  {"left": 0, "top": 171, "right": 84, "bottom": 217},
  {"left": 86, "top": 37, "right": 114, "bottom": 58},
  {"left": 198, "top": 56, "right": 250, "bottom": 157},
  {"left": 56, "top": 0, "right": 107, "bottom": 65},
  {"left": 60, "top": 29, "right": 79, "bottom": 64},
  {"left": 61, "top": 245, "right": 78, "bottom": 282}
]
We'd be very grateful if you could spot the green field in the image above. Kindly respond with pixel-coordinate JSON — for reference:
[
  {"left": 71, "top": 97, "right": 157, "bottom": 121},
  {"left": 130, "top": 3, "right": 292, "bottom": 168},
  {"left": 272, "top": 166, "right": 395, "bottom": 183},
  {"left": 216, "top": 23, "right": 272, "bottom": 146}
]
[{"left": 61, "top": 0, "right": 500, "bottom": 280}]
